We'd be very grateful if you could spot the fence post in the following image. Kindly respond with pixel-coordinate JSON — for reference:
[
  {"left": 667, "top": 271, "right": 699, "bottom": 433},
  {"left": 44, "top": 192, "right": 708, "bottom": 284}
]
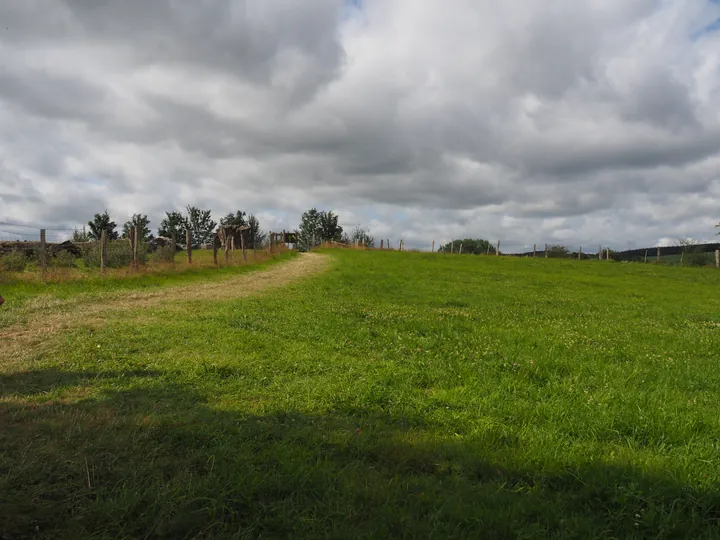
[
  {"left": 486, "top": 243, "right": 490, "bottom": 256},
  {"left": 380, "top": 239, "right": 384, "bottom": 249},
  {"left": 387, "top": 239, "right": 390, "bottom": 250},
  {"left": 644, "top": 249, "right": 648, "bottom": 263},
  {"left": 496, "top": 240, "right": 500, "bottom": 256},
  {"left": 459, "top": 243, "right": 463, "bottom": 255},
  {"left": 100, "top": 230, "right": 107, "bottom": 273},
  {"left": 213, "top": 236, "right": 219, "bottom": 265},
  {"left": 432, "top": 240, "right": 435, "bottom": 253},
  {"left": 598, "top": 245, "right": 602, "bottom": 260},
  {"left": 545, "top": 243, "right": 548, "bottom": 259},
  {"left": 578, "top": 247, "right": 582, "bottom": 260},
  {"left": 133, "top": 227, "right": 140, "bottom": 270},
  {"left": 533, "top": 244, "right": 536, "bottom": 258},
  {"left": 40, "top": 229, "right": 47, "bottom": 279},
  {"left": 657, "top": 246, "right": 661, "bottom": 264},
  {"left": 186, "top": 229, "right": 192, "bottom": 264},
  {"left": 680, "top": 252, "right": 684, "bottom": 266},
  {"left": 606, "top": 248, "right": 610, "bottom": 260},
  {"left": 450, "top": 241, "right": 454, "bottom": 254},
  {"left": 241, "top": 231, "right": 247, "bottom": 262},
  {"left": 716, "top": 249, "right": 719, "bottom": 269}
]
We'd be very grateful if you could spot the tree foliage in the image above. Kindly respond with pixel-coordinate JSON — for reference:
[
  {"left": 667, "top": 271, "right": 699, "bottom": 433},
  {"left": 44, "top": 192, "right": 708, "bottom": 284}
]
[
  {"left": 72, "top": 227, "right": 90, "bottom": 243},
  {"left": 438, "top": 238, "right": 494, "bottom": 254},
  {"left": 220, "top": 211, "right": 247, "bottom": 228},
  {"left": 319, "top": 211, "right": 343, "bottom": 242},
  {"left": 546, "top": 244, "right": 570, "bottom": 258},
  {"left": 344, "top": 226, "right": 375, "bottom": 248},
  {"left": 121, "top": 214, "right": 153, "bottom": 242},
  {"left": 247, "top": 214, "right": 266, "bottom": 248},
  {"left": 186, "top": 206, "right": 217, "bottom": 246},
  {"left": 297, "top": 208, "right": 323, "bottom": 251},
  {"left": 157, "top": 211, "right": 190, "bottom": 241},
  {"left": 87, "top": 211, "right": 119, "bottom": 241}
]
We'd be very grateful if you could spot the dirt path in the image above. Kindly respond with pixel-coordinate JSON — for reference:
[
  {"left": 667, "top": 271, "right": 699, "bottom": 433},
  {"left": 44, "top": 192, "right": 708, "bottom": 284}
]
[{"left": 0, "top": 253, "right": 329, "bottom": 364}]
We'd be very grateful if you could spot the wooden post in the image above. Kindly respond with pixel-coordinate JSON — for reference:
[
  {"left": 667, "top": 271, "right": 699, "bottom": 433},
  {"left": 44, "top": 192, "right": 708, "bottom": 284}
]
[
  {"left": 132, "top": 227, "right": 139, "bottom": 270},
  {"left": 224, "top": 237, "right": 229, "bottom": 264},
  {"left": 606, "top": 248, "right": 609, "bottom": 260},
  {"left": 657, "top": 246, "right": 661, "bottom": 264},
  {"left": 715, "top": 249, "right": 719, "bottom": 269},
  {"left": 545, "top": 243, "right": 548, "bottom": 259},
  {"left": 186, "top": 229, "right": 192, "bottom": 264},
  {"left": 459, "top": 243, "right": 463, "bottom": 255},
  {"left": 486, "top": 243, "right": 490, "bottom": 255},
  {"left": 578, "top": 247, "right": 582, "bottom": 260},
  {"left": 450, "top": 241, "right": 454, "bottom": 254},
  {"left": 387, "top": 239, "right": 390, "bottom": 250},
  {"left": 40, "top": 229, "right": 47, "bottom": 279},
  {"left": 241, "top": 231, "right": 247, "bottom": 262},
  {"left": 533, "top": 243, "right": 536, "bottom": 258},
  {"left": 380, "top": 239, "right": 384, "bottom": 249},
  {"left": 680, "top": 252, "right": 684, "bottom": 266},
  {"left": 213, "top": 236, "right": 219, "bottom": 265},
  {"left": 432, "top": 240, "right": 435, "bottom": 253},
  {"left": 644, "top": 249, "right": 648, "bottom": 263},
  {"left": 496, "top": 240, "right": 500, "bottom": 256},
  {"left": 598, "top": 245, "right": 602, "bottom": 260},
  {"left": 100, "top": 230, "right": 107, "bottom": 273},
  {"left": 170, "top": 234, "right": 176, "bottom": 264}
]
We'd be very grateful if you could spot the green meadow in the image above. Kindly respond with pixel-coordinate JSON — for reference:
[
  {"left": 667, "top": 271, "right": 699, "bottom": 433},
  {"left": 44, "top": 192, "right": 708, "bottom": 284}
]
[{"left": 2, "top": 250, "right": 720, "bottom": 539}]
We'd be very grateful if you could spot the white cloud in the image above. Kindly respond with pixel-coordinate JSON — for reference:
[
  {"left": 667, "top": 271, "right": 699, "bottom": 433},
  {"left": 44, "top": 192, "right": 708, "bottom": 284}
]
[{"left": 1, "top": 0, "right": 719, "bottom": 250}]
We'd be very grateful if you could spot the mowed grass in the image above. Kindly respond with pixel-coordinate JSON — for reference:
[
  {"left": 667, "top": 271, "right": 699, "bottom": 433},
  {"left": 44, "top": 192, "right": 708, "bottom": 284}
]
[{"left": 2, "top": 250, "right": 720, "bottom": 539}]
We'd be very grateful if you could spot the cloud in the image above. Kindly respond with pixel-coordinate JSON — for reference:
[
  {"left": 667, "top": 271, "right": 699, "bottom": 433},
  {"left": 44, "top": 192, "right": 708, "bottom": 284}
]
[{"left": 1, "top": 0, "right": 719, "bottom": 250}]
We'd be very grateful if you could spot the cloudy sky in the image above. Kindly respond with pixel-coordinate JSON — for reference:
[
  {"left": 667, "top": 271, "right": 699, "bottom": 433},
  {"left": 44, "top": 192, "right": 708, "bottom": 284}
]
[{"left": 1, "top": 0, "right": 719, "bottom": 251}]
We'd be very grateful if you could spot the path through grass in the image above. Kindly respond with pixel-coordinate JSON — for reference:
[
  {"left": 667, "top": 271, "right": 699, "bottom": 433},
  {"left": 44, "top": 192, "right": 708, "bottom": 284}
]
[{"left": 2, "top": 250, "right": 720, "bottom": 538}]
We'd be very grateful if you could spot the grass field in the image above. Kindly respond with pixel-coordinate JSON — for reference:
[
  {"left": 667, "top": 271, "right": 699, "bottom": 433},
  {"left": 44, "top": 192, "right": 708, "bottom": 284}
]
[{"left": 2, "top": 250, "right": 720, "bottom": 539}]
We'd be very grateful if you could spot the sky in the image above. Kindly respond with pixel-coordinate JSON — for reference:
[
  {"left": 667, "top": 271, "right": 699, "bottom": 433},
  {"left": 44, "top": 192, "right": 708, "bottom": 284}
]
[{"left": 1, "top": 0, "right": 719, "bottom": 251}]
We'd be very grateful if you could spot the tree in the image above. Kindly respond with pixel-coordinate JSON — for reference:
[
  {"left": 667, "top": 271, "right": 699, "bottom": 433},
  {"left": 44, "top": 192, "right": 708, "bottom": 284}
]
[
  {"left": 186, "top": 205, "right": 217, "bottom": 246},
  {"left": 546, "top": 244, "right": 570, "bottom": 258},
  {"left": 220, "top": 211, "right": 247, "bottom": 228},
  {"left": 319, "top": 211, "right": 343, "bottom": 242},
  {"left": 121, "top": 214, "right": 153, "bottom": 242},
  {"left": 297, "top": 208, "right": 323, "bottom": 251},
  {"left": 343, "top": 226, "right": 375, "bottom": 248},
  {"left": 87, "top": 211, "right": 118, "bottom": 241},
  {"left": 157, "top": 211, "right": 190, "bottom": 240},
  {"left": 72, "top": 227, "right": 90, "bottom": 242},
  {"left": 247, "top": 214, "right": 266, "bottom": 248},
  {"left": 438, "top": 238, "right": 494, "bottom": 254}
]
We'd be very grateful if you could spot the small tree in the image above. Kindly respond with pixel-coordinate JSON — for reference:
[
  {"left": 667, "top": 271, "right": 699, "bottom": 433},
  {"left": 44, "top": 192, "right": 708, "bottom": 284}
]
[
  {"left": 343, "top": 226, "right": 375, "bottom": 248},
  {"left": 546, "top": 244, "right": 570, "bottom": 258},
  {"left": 87, "top": 211, "right": 118, "bottom": 241},
  {"left": 319, "top": 211, "right": 343, "bottom": 242},
  {"left": 121, "top": 214, "right": 153, "bottom": 242},
  {"left": 72, "top": 227, "right": 90, "bottom": 242},
  {"left": 186, "top": 206, "right": 217, "bottom": 246},
  {"left": 247, "top": 214, "right": 266, "bottom": 248},
  {"left": 297, "top": 208, "right": 323, "bottom": 251},
  {"left": 158, "top": 211, "right": 190, "bottom": 241}
]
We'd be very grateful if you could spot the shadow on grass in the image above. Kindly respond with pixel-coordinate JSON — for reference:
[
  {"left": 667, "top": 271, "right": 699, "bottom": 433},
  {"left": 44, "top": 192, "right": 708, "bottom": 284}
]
[{"left": 1, "top": 369, "right": 719, "bottom": 539}]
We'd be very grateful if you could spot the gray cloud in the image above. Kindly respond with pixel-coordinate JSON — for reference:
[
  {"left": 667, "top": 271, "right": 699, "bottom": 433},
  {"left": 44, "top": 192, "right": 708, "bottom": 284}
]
[{"left": 1, "top": 0, "right": 719, "bottom": 250}]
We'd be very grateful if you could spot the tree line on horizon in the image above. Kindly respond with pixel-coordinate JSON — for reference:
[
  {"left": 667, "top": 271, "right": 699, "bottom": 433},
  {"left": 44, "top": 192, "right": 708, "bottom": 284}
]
[{"left": 73, "top": 207, "right": 376, "bottom": 250}]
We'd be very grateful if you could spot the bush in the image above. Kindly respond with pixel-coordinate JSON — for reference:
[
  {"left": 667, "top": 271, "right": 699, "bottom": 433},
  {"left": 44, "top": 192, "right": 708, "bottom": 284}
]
[
  {"left": 53, "top": 251, "right": 77, "bottom": 268},
  {"left": 1, "top": 250, "right": 26, "bottom": 272},
  {"left": 82, "top": 240, "right": 148, "bottom": 268},
  {"left": 150, "top": 246, "right": 176, "bottom": 264},
  {"left": 688, "top": 249, "right": 711, "bottom": 267}
]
